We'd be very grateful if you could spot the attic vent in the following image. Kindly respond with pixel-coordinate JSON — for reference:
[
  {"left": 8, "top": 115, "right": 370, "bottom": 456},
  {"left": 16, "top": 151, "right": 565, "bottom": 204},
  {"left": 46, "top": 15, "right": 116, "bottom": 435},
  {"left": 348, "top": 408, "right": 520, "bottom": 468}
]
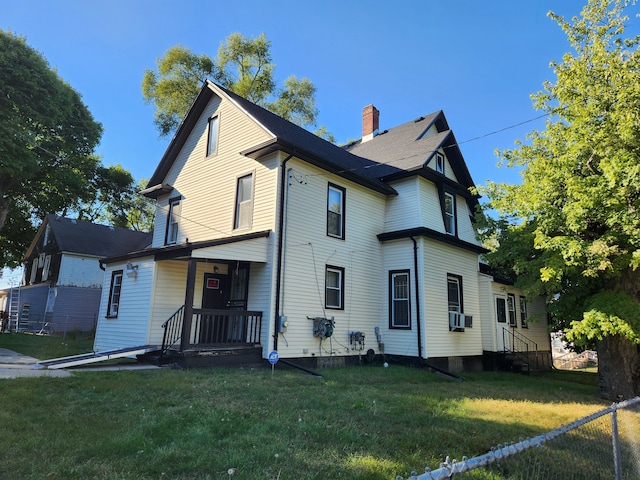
[{"left": 414, "top": 116, "right": 425, "bottom": 123}]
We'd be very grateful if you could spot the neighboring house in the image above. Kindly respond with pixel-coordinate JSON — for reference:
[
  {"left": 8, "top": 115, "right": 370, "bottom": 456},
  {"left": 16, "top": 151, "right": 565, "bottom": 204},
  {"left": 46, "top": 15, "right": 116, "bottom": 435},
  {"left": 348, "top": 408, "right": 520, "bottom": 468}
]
[
  {"left": 4, "top": 215, "right": 151, "bottom": 334},
  {"left": 94, "top": 80, "right": 552, "bottom": 372}
]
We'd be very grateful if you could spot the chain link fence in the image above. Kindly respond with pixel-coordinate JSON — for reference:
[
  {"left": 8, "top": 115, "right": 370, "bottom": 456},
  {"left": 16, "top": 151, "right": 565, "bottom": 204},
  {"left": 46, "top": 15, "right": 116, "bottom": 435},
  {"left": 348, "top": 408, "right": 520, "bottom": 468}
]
[{"left": 398, "top": 396, "right": 640, "bottom": 480}]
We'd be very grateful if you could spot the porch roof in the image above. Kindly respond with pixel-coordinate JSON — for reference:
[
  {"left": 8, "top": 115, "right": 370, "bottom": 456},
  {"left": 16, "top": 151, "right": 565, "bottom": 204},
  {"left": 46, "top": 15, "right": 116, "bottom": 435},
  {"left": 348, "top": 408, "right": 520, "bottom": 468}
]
[{"left": 101, "top": 230, "right": 271, "bottom": 265}]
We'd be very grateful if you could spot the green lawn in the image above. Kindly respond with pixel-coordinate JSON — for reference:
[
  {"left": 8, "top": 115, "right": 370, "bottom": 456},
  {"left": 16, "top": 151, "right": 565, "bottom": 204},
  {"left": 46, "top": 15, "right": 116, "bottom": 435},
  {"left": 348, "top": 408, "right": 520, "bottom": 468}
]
[
  {"left": 0, "top": 335, "right": 605, "bottom": 480},
  {"left": 0, "top": 331, "right": 94, "bottom": 360}
]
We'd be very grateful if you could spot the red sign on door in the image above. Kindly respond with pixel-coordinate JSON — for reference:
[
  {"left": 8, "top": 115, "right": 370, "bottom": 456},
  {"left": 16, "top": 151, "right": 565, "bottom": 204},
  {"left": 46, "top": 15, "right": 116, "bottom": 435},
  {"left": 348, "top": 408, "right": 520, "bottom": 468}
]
[{"left": 206, "top": 278, "right": 220, "bottom": 289}]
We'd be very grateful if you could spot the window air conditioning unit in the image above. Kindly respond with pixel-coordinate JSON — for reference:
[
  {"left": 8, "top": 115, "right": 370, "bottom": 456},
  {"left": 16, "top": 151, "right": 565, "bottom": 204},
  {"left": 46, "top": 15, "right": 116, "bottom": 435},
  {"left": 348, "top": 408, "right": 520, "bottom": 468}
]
[{"left": 449, "top": 311, "right": 465, "bottom": 331}]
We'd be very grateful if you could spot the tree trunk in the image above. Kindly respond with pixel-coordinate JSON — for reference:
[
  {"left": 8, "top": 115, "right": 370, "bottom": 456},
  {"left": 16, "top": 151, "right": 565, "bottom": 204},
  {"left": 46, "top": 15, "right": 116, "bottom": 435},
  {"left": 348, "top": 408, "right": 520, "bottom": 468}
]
[{"left": 597, "top": 335, "right": 640, "bottom": 401}]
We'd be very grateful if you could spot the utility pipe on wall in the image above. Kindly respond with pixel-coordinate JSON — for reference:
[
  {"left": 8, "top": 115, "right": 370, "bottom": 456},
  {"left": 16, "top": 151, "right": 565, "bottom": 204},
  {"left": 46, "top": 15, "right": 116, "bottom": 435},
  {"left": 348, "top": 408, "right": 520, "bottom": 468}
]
[
  {"left": 273, "top": 154, "right": 294, "bottom": 351},
  {"left": 411, "top": 236, "right": 423, "bottom": 360}
]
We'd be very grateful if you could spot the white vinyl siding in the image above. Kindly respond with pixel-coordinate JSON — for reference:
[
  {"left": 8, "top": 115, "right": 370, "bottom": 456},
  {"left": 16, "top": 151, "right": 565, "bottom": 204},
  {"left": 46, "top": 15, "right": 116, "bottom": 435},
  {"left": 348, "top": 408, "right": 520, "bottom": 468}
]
[
  {"left": 273, "top": 158, "right": 386, "bottom": 358},
  {"left": 483, "top": 282, "right": 550, "bottom": 354},
  {"left": 94, "top": 257, "right": 155, "bottom": 352},
  {"left": 149, "top": 94, "right": 275, "bottom": 249},
  {"left": 57, "top": 254, "right": 106, "bottom": 288},
  {"left": 420, "top": 239, "right": 482, "bottom": 358}
]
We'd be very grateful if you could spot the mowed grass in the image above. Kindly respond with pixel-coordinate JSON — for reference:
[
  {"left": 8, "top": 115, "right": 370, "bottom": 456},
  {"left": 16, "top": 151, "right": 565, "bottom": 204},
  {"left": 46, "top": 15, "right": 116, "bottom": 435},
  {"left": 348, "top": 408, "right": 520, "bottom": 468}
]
[
  {"left": 0, "top": 331, "right": 94, "bottom": 360},
  {"left": 0, "top": 340, "right": 606, "bottom": 480}
]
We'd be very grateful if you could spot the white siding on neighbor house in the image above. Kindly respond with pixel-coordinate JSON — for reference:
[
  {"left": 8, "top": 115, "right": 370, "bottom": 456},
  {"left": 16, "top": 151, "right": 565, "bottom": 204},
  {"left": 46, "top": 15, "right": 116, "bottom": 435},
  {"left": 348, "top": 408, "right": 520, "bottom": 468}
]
[
  {"left": 421, "top": 239, "right": 483, "bottom": 359},
  {"left": 274, "top": 158, "right": 387, "bottom": 359},
  {"left": 57, "top": 254, "right": 104, "bottom": 288},
  {"left": 486, "top": 282, "right": 550, "bottom": 353},
  {"left": 151, "top": 95, "right": 276, "bottom": 249},
  {"left": 93, "top": 256, "right": 155, "bottom": 352}
]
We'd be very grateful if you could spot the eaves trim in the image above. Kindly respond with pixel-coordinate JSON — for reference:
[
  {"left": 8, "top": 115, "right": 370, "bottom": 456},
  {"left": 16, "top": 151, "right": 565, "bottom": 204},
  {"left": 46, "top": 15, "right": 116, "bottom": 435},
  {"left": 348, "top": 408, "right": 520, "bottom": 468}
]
[{"left": 377, "top": 227, "right": 488, "bottom": 254}]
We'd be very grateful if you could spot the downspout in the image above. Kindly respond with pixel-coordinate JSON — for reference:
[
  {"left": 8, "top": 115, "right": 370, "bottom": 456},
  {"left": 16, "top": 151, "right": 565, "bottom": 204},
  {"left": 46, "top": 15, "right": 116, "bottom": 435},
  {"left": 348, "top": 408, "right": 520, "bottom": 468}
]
[
  {"left": 273, "top": 154, "right": 294, "bottom": 351},
  {"left": 410, "top": 236, "right": 423, "bottom": 361}
]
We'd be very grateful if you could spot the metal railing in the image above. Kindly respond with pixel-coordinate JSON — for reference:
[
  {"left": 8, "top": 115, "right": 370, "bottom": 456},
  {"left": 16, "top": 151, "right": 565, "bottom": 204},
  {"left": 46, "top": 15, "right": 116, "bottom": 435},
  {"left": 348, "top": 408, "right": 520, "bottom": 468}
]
[
  {"left": 161, "top": 306, "right": 262, "bottom": 354},
  {"left": 160, "top": 305, "right": 185, "bottom": 354},
  {"left": 502, "top": 327, "right": 539, "bottom": 372},
  {"left": 398, "top": 396, "right": 640, "bottom": 479}
]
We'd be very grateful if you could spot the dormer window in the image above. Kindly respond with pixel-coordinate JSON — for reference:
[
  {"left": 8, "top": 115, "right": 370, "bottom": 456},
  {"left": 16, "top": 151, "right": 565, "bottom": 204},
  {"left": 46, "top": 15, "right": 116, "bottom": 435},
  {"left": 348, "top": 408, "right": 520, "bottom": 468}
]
[
  {"left": 444, "top": 192, "right": 456, "bottom": 235},
  {"left": 435, "top": 152, "right": 444, "bottom": 174},
  {"left": 207, "top": 115, "right": 220, "bottom": 156}
]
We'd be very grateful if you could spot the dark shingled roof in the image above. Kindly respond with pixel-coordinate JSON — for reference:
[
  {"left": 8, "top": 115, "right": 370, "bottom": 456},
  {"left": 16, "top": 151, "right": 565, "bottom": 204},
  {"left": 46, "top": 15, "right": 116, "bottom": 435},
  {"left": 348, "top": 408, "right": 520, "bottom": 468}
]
[
  {"left": 345, "top": 110, "right": 475, "bottom": 189},
  {"left": 145, "top": 81, "right": 476, "bottom": 200},
  {"left": 32, "top": 215, "right": 152, "bottom": 258},
  {"left": 145, "top": 81, "right": 397, "bottom": 197}
]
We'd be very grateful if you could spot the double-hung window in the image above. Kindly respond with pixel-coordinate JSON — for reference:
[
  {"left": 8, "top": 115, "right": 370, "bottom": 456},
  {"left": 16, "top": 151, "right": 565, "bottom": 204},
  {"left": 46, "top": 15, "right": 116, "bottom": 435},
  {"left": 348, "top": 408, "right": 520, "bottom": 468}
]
[
  {"left": 165, "top": 197, "right": 181, "bottom": 245},
  {"left": 234, "top": 173, "right": 254, "bottom": 229},
  {"left": 325, "top": 266, "right": 344, "bottom": 310},
  {"left": 444, "top": 192, "right": 456, "bottom": 235},
  {"left": 520, "top": 296, "right": 528, "bottom": 328},
  {"left": 207, "top": 115, "right": 220, "bottom": 156},
  {"left": 327, "top": 184, "right": 345, "bottom": 239},
  {"left": 107, "top": 270, "right": 123, "bottom": 318},
  {"left": 507, "top": 294, "right": 517, "bottom": 326},
  {"left": 447, "top": 274, "right": 463, "bottom": 313},
  {"left": 389, "top": 270, "right": 410, "bottom": 328}
]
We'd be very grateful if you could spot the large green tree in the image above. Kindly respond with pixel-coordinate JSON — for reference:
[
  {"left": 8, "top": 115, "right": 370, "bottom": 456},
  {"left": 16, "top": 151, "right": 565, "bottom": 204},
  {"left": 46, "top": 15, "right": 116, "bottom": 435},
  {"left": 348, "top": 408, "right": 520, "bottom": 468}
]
[
  {"left": 142, "top": 33, "right": 328, "bottom": 139},
  {"left": 480, "top": 0, "right": 640, "bottom": 400},
  {"left": 0, "top": 31, "right": 149, "bottom": 268}
]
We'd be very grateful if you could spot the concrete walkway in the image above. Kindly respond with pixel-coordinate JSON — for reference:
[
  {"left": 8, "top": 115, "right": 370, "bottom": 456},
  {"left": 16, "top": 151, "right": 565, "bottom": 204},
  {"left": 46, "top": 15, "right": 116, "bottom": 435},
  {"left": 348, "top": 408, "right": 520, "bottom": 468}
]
[{"left": 0, "top": 348, "right": 72, "bottom": 379}]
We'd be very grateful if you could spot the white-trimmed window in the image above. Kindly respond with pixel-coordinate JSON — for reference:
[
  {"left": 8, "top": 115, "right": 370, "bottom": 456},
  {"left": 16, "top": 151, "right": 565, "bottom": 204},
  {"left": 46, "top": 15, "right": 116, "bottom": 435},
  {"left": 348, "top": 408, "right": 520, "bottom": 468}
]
[
  {"left": 207, "top": 115, "right": 220, "bottom": 156},
  {"left": 444, "top": 192, "right": 456, "bottom": 235},
  {"left": 325, "top": 266, "right": 344, "bottom": 310},
  {"left": 508, "top": 294, "right": 517, "bottom": 326},
  {"left": 390, "top": 270, "right": 411, "bottom": 329},
  {"left": 165, "top": 197, "right": 181, "bottom": 245},
  {"left": 447, "top": 274, "right": 462, "bottom": 313},
  {"left": 327, "top": 184, "right": 345, "bottom": 239},
  {"left": 520, "top": 296, "right": 528, "bottom": 328},
  {"left": 234, "top": 173, "right": 254, "bottom": 229},
  {"left": 435, "top": 152, "right": 444, "bottom": 174},
  {"left": 107, "top": 270, "right": 123, "bottom": 318}
]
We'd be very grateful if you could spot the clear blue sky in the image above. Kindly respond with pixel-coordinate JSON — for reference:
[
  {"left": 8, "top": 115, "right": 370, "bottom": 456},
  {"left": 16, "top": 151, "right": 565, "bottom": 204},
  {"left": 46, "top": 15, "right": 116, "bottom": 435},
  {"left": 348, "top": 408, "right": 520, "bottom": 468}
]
[{"left": 1, "top": 0, "right": 636, "bottom": 285}]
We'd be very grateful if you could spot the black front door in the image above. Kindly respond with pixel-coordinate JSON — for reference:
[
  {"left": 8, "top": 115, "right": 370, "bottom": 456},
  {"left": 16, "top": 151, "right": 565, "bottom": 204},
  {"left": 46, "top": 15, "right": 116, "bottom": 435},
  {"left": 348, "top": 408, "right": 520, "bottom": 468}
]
[{"left": 200, "top": 273, "right": 230, "bottom": 344}]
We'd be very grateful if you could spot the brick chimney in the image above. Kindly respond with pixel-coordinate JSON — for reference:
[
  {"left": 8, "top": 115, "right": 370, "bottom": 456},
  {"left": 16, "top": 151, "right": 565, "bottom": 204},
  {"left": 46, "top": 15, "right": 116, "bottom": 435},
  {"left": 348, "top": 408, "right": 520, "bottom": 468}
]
[{"left": 362, "top": 104, "right": 379, "bottom": 142}]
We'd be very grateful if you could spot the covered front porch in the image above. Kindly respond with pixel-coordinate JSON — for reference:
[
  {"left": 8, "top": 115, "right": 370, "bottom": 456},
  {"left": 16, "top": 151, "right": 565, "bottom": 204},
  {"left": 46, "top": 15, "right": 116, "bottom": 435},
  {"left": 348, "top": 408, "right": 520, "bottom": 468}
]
[{"left": 147, "top": 231, "right": 273, "bottom": 367}]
